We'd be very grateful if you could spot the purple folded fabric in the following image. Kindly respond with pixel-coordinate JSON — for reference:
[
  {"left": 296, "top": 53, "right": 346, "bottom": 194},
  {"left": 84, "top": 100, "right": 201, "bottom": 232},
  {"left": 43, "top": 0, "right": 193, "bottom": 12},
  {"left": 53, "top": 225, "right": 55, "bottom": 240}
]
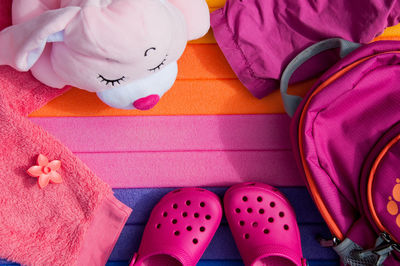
[{"left": 211, "top": 0, "right": 400, "bottom": 98}]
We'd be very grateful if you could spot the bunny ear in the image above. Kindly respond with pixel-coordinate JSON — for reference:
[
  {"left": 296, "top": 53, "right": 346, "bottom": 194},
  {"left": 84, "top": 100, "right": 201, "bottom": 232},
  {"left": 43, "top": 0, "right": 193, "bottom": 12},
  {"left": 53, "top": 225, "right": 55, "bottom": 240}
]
[
  {"left": 0, "top": 6, "right": 80, "bottom": 71},
  {"left": 168, "top": 0, "right": 210, "bottom": 41}
]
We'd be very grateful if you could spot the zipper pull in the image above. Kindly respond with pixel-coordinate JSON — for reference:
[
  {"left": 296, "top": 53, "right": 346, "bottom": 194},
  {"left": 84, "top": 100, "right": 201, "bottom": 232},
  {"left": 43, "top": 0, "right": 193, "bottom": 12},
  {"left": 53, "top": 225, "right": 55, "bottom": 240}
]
[
  {"left": 357, "top": 232, "right": 400, "bottom": 265},
  {"left": 378, "top": 232, "right": 400, "bottom": 252},
  {"left": 318, "top": 236, "right": 340, "bottom": 247}
]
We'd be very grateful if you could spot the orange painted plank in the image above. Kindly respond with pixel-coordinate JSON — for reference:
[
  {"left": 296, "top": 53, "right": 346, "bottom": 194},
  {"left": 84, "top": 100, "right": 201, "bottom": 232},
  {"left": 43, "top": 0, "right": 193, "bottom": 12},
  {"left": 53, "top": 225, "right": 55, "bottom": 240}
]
[
  {"left": 206, "top": 0, "right": 225, "bottom": 8},
  {"left": 373, "top": 35, "right": 400, "bottom": 41},
  {"left": 379, "top": 24, "right": 400, "bottom": 37},
  {"left": 178, "top": 44, "right": 235, "bottom": 79},
  {"left": 30, "top": 79, "right": 312, "bottom": 117}
]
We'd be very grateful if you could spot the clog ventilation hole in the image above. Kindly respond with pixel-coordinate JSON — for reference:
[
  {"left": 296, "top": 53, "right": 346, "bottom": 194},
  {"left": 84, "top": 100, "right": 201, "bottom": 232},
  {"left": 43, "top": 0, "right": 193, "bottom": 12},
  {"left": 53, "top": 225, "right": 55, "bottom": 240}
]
[
  {"left": 155, "top": 200, "right": 212, "bottom": 245},
  {"left": 236, "top": 195, "right": 289, "bottom": 240}
]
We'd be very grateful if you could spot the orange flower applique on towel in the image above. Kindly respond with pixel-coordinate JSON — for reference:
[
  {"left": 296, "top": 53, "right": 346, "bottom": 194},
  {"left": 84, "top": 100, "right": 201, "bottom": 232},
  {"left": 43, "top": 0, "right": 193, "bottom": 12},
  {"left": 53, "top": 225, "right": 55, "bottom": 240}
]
[{"left": 27, "top": 154, "right": 62, "bottom": 189}]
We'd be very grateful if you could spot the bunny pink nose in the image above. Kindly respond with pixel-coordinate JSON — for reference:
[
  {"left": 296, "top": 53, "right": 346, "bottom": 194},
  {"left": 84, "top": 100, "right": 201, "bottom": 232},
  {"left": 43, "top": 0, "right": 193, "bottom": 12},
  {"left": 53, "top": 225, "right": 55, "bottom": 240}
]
[{"left": 133, "top": 95, "right": 160, "bottom": 110}]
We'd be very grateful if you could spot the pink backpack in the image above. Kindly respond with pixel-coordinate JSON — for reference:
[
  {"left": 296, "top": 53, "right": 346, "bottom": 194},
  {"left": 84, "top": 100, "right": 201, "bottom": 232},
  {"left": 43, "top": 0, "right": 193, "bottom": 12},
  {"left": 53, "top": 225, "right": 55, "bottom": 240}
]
[{"left": 281, "top": 38, "right": 400, "bottom": 265}]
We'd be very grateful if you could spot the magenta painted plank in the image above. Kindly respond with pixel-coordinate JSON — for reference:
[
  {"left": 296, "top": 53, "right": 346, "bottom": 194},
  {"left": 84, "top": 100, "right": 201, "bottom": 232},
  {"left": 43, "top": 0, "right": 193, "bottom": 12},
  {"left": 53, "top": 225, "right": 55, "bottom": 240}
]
[
  {"left": 75, "top": 150, "right": 304, "bottom": 188},
  {"left": 29, "top": 115, "right": 292, "bottom": 152}
]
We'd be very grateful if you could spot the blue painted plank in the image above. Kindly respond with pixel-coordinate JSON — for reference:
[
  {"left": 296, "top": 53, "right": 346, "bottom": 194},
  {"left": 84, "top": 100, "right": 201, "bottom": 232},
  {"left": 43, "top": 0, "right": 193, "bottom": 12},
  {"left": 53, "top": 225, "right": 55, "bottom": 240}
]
[
  {"left": 105, "top": 261, "right": 245, "bottom": 266},
  {"left": 0, "top": 260, "right": 339, "bottom": 266},
  {"left": 113, "top": 187, "right": 325, "bottom": 225},
  {"left": 197, "top": 261, "right": 244, "bottom": 266},
  {"left": 104, "top": 260, "right": 339, "bottom": 266},
  {"left": 308, "top": 261, "right": 340, "bottom": 266}
]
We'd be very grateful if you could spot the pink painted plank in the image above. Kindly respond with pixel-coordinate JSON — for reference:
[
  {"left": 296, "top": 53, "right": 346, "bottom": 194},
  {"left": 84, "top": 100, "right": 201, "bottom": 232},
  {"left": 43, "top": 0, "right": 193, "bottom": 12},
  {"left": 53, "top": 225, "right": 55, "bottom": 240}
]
[
  {"left": 29, "top": 115, "right": 292, "bottom": 152},
  {"left": 75, "top": 150, "right": 303, "bottom": 188},
  {"left": 29, "top": 115, "right": 304, "bottom": 187}
]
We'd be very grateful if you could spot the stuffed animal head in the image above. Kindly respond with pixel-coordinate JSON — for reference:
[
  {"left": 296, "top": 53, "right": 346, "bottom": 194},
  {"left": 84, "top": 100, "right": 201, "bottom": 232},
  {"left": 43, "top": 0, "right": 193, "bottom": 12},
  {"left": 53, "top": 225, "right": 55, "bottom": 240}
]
[{"left": 0, "top": 0, "right": 210, "bottom": 110}]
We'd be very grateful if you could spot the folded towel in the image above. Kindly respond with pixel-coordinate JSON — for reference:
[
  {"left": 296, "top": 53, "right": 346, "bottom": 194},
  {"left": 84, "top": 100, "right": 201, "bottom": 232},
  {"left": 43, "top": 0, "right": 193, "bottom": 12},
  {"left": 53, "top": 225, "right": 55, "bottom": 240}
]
[{"left": 0, "top": 1, "right": 131, "bottom": 265}]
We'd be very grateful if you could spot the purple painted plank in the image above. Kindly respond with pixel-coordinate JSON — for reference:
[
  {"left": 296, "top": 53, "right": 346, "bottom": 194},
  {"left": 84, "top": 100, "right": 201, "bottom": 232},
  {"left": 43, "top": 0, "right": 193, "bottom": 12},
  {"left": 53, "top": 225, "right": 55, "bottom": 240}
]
[
  {"left": 109, "top": 224, "right": 338, "bottom": 261},
  {"left": 112, "top": 188, "right": 324, "bottom": 225},
  {"left": 76, "top": 150, "right": 303, "bottom": 188},
  {"left": 29, "top": 115, "right": 292, "bottom": 152}
]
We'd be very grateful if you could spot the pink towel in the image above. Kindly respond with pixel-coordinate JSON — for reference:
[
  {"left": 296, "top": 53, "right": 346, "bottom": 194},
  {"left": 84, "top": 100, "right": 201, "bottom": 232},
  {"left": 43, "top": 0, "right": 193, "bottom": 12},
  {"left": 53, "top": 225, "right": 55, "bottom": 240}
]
[{"left": 0, "top": 1, "right": 132, "bottom": 265}]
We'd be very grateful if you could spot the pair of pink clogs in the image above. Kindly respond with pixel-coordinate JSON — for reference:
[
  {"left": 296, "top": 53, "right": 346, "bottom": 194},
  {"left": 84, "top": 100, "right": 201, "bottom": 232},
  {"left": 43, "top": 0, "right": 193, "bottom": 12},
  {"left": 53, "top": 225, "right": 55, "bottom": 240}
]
[{"left": 130, "top": 183, "right": 307, "bottom": 266}]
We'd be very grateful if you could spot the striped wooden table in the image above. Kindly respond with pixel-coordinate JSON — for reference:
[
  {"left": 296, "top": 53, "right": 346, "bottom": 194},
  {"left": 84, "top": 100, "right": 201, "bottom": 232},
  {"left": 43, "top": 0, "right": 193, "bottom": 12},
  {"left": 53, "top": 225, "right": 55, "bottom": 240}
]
[{"left": 2, "top": 0, "right": 400, "bottom": 264}]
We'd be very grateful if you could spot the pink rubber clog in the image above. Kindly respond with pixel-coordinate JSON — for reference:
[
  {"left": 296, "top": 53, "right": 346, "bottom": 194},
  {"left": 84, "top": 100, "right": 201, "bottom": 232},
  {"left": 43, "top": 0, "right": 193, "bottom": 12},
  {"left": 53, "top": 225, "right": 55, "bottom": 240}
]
[
  {"left": 131, "top": 188, "right": 223, "bottom": 266},
  {"left": 224, "top": 182, "right": 306, "bottom": 266}
]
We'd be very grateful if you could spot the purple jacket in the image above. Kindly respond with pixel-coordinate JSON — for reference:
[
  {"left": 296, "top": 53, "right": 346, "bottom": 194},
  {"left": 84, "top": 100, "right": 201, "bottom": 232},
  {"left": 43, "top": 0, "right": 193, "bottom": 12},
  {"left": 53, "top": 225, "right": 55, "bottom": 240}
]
[{"left": 211, "top": 0, "right": 400, "bottom": 98}]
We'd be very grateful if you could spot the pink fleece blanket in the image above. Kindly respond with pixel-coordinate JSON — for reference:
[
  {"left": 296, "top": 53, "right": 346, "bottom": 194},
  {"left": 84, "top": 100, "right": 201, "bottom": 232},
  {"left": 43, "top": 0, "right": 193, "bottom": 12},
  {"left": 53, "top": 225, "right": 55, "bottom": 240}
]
[{"left": 0, "top": 1, "right": 131, "bottom": 265}]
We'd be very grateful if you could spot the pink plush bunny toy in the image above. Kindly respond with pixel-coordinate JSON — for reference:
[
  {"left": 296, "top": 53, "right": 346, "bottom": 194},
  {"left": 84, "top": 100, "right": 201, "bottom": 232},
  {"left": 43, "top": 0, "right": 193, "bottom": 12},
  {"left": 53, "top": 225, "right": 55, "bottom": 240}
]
[{"left": 0, "top": 0, "right": 210, "bottom": 110}]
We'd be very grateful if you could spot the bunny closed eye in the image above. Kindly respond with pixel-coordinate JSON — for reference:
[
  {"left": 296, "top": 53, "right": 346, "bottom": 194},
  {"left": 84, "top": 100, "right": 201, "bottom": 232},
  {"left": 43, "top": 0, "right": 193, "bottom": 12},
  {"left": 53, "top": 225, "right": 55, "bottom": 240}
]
[
  {"left": 144, "top": 47, "right": 168, "bottom": 72},
  {"left": 97, "top": 75, "right": 126, "bottom": 86},
  {"left": 148, "top": 54, "right": 168, "bottom": 72}
]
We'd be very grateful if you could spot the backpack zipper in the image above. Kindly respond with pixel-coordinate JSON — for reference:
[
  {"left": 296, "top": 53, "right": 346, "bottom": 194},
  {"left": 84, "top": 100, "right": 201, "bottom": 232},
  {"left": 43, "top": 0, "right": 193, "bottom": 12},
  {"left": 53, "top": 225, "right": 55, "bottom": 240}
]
[{"left": 357, "top": 232, "right": 400, "bottom": 265}]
